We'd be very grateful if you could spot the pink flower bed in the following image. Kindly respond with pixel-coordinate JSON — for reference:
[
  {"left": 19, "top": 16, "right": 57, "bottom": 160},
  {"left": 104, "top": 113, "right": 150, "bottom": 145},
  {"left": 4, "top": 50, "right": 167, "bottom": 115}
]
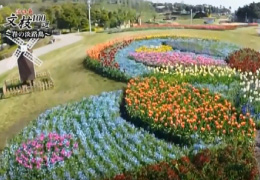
[
  {"left": 134, "top": 23, "right": 238, "bottom": 31},
  {"left": 128, "top": 52, "right": 227, "bottom": 66},
  {"left": 15, "top": 132, "right": 78, "bottom": 170}
]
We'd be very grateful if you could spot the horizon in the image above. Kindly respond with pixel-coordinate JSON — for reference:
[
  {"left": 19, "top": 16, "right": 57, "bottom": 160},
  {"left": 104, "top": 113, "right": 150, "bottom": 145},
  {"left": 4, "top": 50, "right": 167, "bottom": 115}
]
[{"left": 148, "top": 0, "right": 260, "bottom": 12}]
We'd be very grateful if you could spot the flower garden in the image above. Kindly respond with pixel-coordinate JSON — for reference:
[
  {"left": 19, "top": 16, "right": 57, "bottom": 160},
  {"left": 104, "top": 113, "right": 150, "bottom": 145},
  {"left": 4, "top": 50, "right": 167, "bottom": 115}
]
[
  {"left": 1, "top": 34, "right": 260, "bottom": 179},
  {"left": 106, "top": 23, "right": 259, "bottom": 34}
]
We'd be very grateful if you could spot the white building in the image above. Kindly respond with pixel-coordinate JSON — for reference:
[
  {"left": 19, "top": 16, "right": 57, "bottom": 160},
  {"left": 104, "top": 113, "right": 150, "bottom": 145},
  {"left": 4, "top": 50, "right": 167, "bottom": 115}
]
[{"left": 0, "top": 5, "right": 3, "bottom": 9}]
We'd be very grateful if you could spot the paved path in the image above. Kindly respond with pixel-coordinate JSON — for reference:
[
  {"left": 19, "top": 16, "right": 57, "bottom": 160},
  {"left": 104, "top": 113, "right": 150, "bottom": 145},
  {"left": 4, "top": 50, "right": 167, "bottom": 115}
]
[{"left": 0, "top": 33, "right": 83, "bottom": 75}]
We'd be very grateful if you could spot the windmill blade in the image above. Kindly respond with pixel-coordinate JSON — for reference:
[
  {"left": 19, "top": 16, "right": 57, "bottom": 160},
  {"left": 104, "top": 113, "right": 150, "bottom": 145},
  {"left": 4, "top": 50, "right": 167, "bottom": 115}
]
[
  {"left": 5, "top": 30, "right": 25, "bottom": 46},
  {"left": 27, "top": 38, "right": 39, "bottom": 50},
  {"left": 12, "top": 48, "right": 22, "bottom": 59},
  {"left": 23, "top": 51, "right": 43, "bottom": 67}
]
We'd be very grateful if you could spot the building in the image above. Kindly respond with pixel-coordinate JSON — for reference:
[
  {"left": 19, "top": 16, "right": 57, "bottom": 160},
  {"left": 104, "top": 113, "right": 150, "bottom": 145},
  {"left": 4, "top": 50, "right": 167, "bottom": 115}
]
[
  {"left": 155, "top": 5, "right": 166, "bottom": 13},
  {"left": 204, "top": 17, "right": 215, "bottom": 24},
  {"left": 0, "top": 5, "right": 3, "bottom": 9}
]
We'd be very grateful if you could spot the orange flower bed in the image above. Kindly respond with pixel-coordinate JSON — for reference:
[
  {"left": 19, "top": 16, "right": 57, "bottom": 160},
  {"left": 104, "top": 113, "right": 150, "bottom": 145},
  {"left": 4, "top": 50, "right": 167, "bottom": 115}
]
[{"left": 125, "top": 77, "right": 256, "bottom": 142}]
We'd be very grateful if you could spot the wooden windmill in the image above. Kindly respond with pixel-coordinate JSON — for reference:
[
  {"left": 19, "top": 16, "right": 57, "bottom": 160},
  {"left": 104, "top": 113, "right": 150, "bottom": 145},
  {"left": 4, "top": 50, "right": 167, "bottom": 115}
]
[{"left": 5, "top": 30, "right": 43, "bottom": 84}]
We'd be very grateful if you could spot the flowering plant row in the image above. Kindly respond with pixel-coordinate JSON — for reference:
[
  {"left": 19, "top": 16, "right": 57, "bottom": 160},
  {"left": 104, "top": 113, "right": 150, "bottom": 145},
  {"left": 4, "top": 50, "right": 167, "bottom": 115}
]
[
  {"left": 148, "top": 64, "right": 237, "bottom": 85},
  {"left": 165, "top": 39, "right": 240, "bottom": 58},
  {"left": 0, "top": 91, "right": 188, "bottom": 180},
  {"left": 87, "top": 34, "right": 218, "bottom": 60},
  {"left": 239, "top": 70, "right": 260, "bottom": 125},
  {"left": 129, "top": 52, "right": 226, "bottom": 67},
  {"left": 107, "top": 23, "right": 258, "bottom": 34},
  {"left": 125, "top": 77, "right": 256, "bottom": 144},
  {"left": 135, "top": 45, "right": 173, "bottom": 53},
  {"left": 15, "top": 133, "right": 78, "bottom": 170},
  {"left": 108, "top": 145, "right": 259, "bottom": 180},
  {"left": 134, "top": 24, "right": 238, "bottom": 30},
  {"left": 86, "top": 35, "right": 239, "bottom": 80},
  {"left": 114, "top": 38, "right": 238, "bottom": 78}
]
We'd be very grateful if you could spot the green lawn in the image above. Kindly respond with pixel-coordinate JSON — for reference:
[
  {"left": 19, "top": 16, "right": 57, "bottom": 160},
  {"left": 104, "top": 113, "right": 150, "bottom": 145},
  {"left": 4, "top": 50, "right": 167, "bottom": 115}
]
[{"left": 0, "top": 27, "right": 259, "bottom": 150}]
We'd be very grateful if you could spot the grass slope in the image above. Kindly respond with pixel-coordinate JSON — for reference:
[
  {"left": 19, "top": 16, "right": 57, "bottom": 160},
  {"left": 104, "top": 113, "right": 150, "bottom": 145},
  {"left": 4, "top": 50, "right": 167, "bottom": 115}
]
[{"left": 0, "top": 27, "right": 259, "bottom": 150}]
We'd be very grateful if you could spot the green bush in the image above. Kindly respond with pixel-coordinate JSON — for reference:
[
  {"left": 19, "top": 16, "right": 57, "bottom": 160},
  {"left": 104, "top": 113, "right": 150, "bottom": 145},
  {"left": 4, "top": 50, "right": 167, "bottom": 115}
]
[
  {"left": 108, "top": 145, "right": 259, "bottom": 180},
  {"left": 0, "top": 45, "right": 17, "bottom": 60}
]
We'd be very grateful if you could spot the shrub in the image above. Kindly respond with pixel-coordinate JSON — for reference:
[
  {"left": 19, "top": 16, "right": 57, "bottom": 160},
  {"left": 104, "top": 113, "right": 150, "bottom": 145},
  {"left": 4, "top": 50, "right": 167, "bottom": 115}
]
[
  {"left": 107, "top": 145, "right": 259, "bottom": 180},
  {"left": 225, "top": 48, "right": 260, "bottom": 73}
]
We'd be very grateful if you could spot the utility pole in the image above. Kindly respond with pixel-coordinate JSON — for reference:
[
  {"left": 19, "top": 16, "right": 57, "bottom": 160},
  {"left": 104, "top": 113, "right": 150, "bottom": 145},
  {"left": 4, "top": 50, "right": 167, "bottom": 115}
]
[
  {"left": 87, "top": 0, "right": 92, "bottom": 33},
  {"left": 191, "top": 9, "right": 193, "bottom": 24}
]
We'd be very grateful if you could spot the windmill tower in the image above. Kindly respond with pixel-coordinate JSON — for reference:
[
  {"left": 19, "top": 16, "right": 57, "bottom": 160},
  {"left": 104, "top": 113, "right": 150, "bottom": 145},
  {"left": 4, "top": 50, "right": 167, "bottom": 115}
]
[{"left": 5, "top": 30, "right": 43, "bottom": 84}]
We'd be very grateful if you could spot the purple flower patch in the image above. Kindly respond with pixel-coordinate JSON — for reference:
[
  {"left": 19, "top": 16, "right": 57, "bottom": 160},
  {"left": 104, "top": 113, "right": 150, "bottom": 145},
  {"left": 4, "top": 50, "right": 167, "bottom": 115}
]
[{"left": 15, "top": 132, "right": 78, "bottom": 170}]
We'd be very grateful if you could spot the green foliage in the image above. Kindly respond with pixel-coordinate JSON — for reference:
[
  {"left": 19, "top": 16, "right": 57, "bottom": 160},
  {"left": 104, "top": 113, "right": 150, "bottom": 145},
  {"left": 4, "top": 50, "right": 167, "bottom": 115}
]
[
  {"left": 43, "top": 3, "right": 137, "bottom": 30},
  {"left": 91, "top": 8, "right": 137, "bottom": 28},
  {"left": 193, "top": 11, "right": 209, "bottom": 19},
  {"left": 0, "top": 14, "right": 3, "bottom": 24},
  {"left": 0, "top": 7, "right": 12, "bottom": 22},
  {"left": 0, "top": 45, "right": 18, "bottom": 60},
  {"left": 44, "top": 3, "right": 88, "bottom": 31},
  {"left": 236, "top": 2, "right": 260, "bottom": 22}
]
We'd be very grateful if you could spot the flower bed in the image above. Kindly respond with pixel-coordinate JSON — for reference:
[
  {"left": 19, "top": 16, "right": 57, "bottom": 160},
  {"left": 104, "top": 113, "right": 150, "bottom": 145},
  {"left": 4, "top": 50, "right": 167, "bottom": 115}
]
[
  {"left": 15, "top": 133, "right": 78, "bottom": 170},
  {"left": 165, "top": 38, "right": 240, "bottom": 57},
  {"left": 1, "top": 34, "right": 259, "bottom": 180},
  {"left": 129, "top": 52, "right": 226, "bottom": 67},
  {"left": 108, "top": 145, "right": 259, "bottom": 180},
  {"left": 106, "top": 24, "right": 238, "bottom": 34},
  {"left": 0, "top": 91, "right": 187, "bottom": 180},
  {"left": 113, "top": 38, "right": 239, "bottom": 77},
  {"left": 148, "top": 64, "right": 237, "bottom": 85},
  {"left": 135, "top": 24, "right": 238, "bottom": 31},
  {"left": 86, "top": 35, "right": 239, "bottom": 79},
  {"left": 225, "top": 48, "right": 260, "bottom": 73},
  {"left": 125, "top": 77, "right": 256, "bottom": 144}
]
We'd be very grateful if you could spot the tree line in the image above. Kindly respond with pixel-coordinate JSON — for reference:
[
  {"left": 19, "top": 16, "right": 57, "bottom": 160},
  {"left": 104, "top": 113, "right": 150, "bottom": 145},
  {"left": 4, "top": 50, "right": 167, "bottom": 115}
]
[
  {"left": 236, "top": 2, "right": 260, "bottom": 22},
  {"left": 41, "top": 3, "right": 138, "bottom": 31}
]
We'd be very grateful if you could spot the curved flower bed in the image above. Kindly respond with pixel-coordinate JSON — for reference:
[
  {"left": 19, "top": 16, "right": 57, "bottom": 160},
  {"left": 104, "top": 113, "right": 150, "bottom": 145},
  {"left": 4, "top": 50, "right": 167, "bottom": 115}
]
[
  {"left": 1, "top": 34, "right": 259, "bottom": 180},
  {"left": 86, "top": 35, "right": 240, "bottom": 78},
  {"left": 125, "top": 77, "right": 256, "bottom": 143},
  {"left": 0, "top": 91, "right": 187, "bottom": 180},
  {"left": 129, "top": 52, "right": 226, "bottom": 67}
]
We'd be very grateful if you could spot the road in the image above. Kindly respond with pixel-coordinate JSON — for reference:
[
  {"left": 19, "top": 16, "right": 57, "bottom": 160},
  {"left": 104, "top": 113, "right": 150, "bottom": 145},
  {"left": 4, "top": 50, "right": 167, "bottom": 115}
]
[{"left": 0, "top": 33, "right": 83, "bottom": 75}]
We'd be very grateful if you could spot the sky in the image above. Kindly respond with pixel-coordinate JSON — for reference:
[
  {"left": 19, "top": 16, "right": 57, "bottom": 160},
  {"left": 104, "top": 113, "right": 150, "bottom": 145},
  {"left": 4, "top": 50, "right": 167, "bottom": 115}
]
[{"left": 149, "top": 0, "right": 259, "bottom": 12}]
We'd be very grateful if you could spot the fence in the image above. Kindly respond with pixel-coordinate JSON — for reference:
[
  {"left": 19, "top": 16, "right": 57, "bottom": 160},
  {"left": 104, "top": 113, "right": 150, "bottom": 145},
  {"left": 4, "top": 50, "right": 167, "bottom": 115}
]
[{"left": 2, "top": 71, "right": 54, "bottom": 98}]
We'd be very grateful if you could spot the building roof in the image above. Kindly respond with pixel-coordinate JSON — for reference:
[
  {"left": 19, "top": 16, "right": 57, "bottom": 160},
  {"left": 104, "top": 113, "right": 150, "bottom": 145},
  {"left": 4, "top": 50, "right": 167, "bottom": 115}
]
[{"left": 156, "top": 6, "right": 165, "bottom": 9}]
